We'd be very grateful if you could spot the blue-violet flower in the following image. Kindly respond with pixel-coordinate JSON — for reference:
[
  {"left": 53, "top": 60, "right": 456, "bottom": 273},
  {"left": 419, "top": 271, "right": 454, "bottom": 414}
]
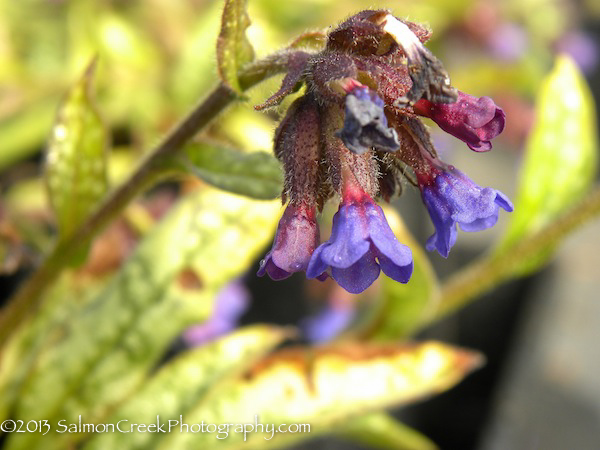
[
  {"left": 307, "top": 192, "right": 412, "bottom": 293},
  {"left": 418, "top": 166, "right": 513, "bottom": 258}
]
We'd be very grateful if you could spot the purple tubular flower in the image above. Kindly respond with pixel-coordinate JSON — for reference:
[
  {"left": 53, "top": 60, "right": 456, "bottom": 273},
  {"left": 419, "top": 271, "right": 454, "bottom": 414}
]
[
  {"left": 183, "top": 280, "right": 249, "bottom": 346},
  {"left": 258, "top": 203, "right": 322, "bottom": 280},
  {"left": 414, "top": 91, "right": 505, "bottom": 152},
  {"left": 301, "top": 299, "right": 356, "bottom": 343},
  {"left": 306, "top": 199, "right": 413, "bottom": 294},
  {"left": 337, "top": 86, "right": 400, "bottom": 155},
  {"left": 420, "top": 167, "right": 513, "bottom": 257}
]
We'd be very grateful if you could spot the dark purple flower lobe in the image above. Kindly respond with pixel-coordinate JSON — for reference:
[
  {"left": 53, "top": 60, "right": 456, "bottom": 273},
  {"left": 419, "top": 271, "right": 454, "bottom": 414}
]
[
  {"left": 419, "top": 167, "right": 513, "bottom": 257},
  {"left": 258, "top": 203, "right": 321, "bottom": 280},
  {"left": 414, "top": 91, "right": 505, "bottom": 152}
]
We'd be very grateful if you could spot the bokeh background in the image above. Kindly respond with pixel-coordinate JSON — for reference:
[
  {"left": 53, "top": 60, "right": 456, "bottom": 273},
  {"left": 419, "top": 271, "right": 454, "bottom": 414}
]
[{"left": 0, "top": 0, "right": 599, "bottom": 449}]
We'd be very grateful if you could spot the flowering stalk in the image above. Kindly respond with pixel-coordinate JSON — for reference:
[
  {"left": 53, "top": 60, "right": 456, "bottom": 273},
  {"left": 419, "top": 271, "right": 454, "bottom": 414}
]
[
  {"left": 415, "top": 164, "right": 513, "bottom": 258},
  {"left": 258, "top": 10, "right": 511, "bottom": 293}
]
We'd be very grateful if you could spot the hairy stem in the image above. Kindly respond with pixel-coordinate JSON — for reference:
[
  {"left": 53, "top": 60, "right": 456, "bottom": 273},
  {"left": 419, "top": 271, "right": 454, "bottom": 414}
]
[
  {"left": 0, "top": 56, "right": 289, "bottom": 347},
  {"left": 434, "top": 184, "right": 600, "bottom": 321}
]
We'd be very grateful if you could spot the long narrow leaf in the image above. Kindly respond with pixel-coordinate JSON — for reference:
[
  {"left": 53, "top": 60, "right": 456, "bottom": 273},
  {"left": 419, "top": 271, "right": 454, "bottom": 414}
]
[
  {"left": 4, "top": 189, "right": 280, "bottom": 450},
  {"left": 160, "top": 341, "right": 482, "bottom": 449}
]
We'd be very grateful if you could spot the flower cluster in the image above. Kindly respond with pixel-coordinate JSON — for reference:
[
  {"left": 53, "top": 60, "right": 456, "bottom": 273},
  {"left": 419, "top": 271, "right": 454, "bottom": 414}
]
[{"left": 257, "top": 10, "right": 512, "bottom": 293}]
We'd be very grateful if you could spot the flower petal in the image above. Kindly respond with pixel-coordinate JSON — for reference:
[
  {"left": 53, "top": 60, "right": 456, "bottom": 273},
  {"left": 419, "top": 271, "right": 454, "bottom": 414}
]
[
  {"left": 258, "top": 204, "right": 320, "bottom": 280},
  {"left": 459, "top": 214, "right": 499, "bottom": 232},
  {"left": 423, "top": 185, "right": 458, "bottom": 258},
  {"left": 448, "top": 186, "right": 498, "bottom": 224},
  {"left": 463, "top": 96, "right": 498, "bottom": 128},
  {"left": 425, "top": 220, "right": 457, "bottom": 258},
  {"left": 257, "top": 255, "right": 292, "bottom": 280},
  {"left": 365, "top": 203, "right": 413, "bottom": 268},
  {"left": 306, "top": 245, "right": 329, "bottom": 279},
  {"left": 495, "top": 190, "right": 514, "bottom": 212},
  {"left": 421, "top": 168, "right": 512, "bottom": 256},
  {"left": 414, "top": 92, "right": 505, "bottom": 152},
  {"left": 331, "top": 250, "right": 381, "bottom": 294},
  {"left": 378, "top": 253, "right": 413, "bottom": 283},
  {"left": 320, "top": 204, "right": 370, "bottom": 269}
]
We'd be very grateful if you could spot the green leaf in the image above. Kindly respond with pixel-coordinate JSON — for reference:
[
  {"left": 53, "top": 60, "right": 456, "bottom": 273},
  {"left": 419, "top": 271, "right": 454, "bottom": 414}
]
[
  {"left": 0, "top": 273, "right": 106, "bottom": 424},
  {"left": 339, "top": 413, "right": 437, "bottom": 450},
  {"left": 4, "top": 189, "right": 280, "bottom": 450},
  {"left": 217, "top": 0, "right": 255, "bottom": 93},
  {"left": 159, "top": 341, "right": 482, "bottom": 449},
  {"left": 83, "top": 325, "right": 292, "bottom": 450},
  {"left": 496, "top": 55, "right": 598, "bottom": 273},
  {"left": 182, "top": 143, "right": 283, "bottom": 200},
  {"left": 357, "top": 207, "right": 440, "bottom": 340},
  {"left": 45, "top": 59, "right": 108, "bottom": 242}
]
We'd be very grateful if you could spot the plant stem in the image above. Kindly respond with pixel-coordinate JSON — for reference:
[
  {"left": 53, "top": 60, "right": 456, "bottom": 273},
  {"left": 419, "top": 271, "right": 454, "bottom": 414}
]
[
  {"left": 434, "top": 184, "right": 600, "bottom": 321},
  {"left": 0, "top": 57, "right": 289, "bottom": 348}
]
